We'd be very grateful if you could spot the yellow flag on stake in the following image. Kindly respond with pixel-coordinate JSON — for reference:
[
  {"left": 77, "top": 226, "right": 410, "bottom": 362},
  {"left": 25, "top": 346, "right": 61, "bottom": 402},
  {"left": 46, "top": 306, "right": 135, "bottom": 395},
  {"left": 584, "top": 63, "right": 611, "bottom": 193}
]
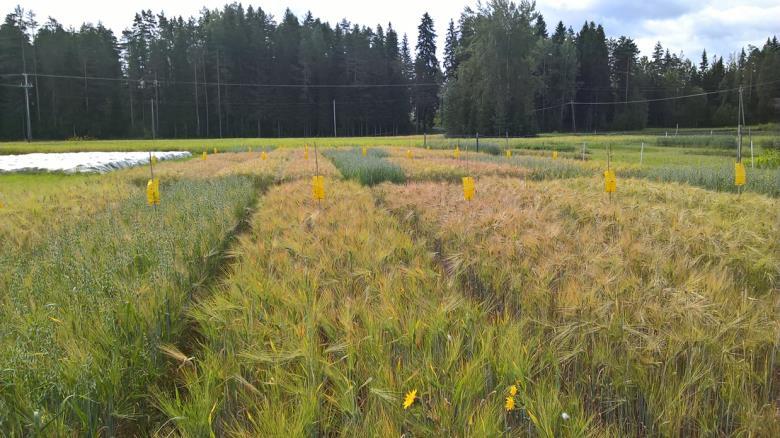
[
  {"left": 146, "top": 178, "right": 161, "bottom": 206},
  {"left": 462, "top": 176, "right": 475, "bottom": 201},
  {"left": 201, "top": 151, "right": 207, "bottom": 160},
  {"left": 261, "top": 151, "right": 268, "bottom": 161},
  {"left": 312, "top": 176, "right": 325, "bottom": 200},
  {"left": 454, "top": 147, "right": 460, "bottom": 159},
  {"left": 362, "top": 146, "right": 368, "bottom": 156},
  {"left": 505, "top": 150, "right": 512, "bottom": 158},
  {"left": 304, "top": 146, "right": 309, "bottom": 160},
  {"left": 604, "top": 170, "right": 617, "bottom": 193},
  {"left": 406, "top": 149, "right": 412, "bottom": 159},
  {"left": 735, "top": 162, "right": 746, "bottom": 186},
  {"left": 552, "top": 151, "right": 559, "bottom": 160}
]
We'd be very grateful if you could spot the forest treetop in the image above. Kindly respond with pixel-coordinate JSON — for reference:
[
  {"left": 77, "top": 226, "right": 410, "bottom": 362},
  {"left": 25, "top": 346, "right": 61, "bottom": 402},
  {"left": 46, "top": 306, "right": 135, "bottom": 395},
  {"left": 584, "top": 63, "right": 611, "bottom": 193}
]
[{"left": 0, "top": 0, "right": 777, "bottom": 140}]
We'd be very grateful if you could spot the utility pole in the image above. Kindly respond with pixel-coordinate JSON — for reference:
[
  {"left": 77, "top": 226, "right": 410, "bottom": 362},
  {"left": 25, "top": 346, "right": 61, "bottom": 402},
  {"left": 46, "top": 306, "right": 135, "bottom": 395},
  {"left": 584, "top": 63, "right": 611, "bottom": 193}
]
[
  {"left": 202, "top": 57, "right": 209, "bottom": 138},
  {"left": 27, "top": 12, "right": 41, "bottom": 124},
  {"left": 154, "top": 73, "right": 160, "bottom": 138},
  {"left": 216, "top": 52, "right": 223, "bottom": 138},
  {"left": 22, "top": 73, "right": 32, "bottom": 141},
  {"left": 570, "top": 100, "right": 576, "bottom": 133},
  {"left": 129, "top": 78, "right": 134, "bottom": 129},
  {"left": 151, "top": 98, "right": 156, "bottom": 140},
  {"left": 83, "top": 61, "right": 89, "bottom": 112},
  {"left": 194, "top": 61, "right": 200, "bottom": 137},
  {"left": 625, "top": 57, "right": 630, "bottom": 101},
  {"left": 332, "top": 99, "right": 337, "bottom": 137}
]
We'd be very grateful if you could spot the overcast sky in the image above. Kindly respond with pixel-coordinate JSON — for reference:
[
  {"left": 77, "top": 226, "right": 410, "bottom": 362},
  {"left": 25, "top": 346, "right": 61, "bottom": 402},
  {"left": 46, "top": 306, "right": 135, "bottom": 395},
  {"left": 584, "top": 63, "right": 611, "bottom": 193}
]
[{"left": 9, "top": 0, "right": 779, "bottom": 63}]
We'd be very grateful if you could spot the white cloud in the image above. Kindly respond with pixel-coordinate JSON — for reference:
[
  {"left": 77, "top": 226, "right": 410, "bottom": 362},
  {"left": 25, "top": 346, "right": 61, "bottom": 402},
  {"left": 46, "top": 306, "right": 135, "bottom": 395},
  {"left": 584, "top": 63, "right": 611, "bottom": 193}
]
[{"left": 9, "top": 0, "right": 777, "bottom": 63}]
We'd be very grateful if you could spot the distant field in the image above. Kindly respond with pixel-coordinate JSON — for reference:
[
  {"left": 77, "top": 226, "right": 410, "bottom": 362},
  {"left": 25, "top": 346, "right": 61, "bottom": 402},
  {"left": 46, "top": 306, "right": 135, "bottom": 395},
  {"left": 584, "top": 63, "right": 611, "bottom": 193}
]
[{"left": 2, "top": 132, "right": 777, "bottom": 170}]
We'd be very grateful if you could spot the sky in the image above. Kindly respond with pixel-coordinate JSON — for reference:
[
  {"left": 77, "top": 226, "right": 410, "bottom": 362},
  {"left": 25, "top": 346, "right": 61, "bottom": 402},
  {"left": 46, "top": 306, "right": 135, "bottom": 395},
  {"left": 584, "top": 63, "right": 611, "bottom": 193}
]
[{"left": 8, "top": 0, "right": 779, "bottom": 62}]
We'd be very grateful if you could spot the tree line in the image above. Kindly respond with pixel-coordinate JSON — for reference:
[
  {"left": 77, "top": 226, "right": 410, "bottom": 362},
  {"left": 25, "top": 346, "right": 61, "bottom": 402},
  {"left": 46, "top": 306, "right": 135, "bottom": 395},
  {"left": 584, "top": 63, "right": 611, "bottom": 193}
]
[
  {"left": 443, "top": 0, "right": 779, "bottom": 135},
  {"left": 0, "top": 1, "right": 777, "bottom": 140}
]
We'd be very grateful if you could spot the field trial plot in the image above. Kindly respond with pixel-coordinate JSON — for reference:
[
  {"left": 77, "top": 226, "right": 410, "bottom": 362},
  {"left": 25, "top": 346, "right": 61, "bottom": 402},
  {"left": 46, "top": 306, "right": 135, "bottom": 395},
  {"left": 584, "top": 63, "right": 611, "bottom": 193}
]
[{"left": 0, "top": 146, "right": 777, "bottom": 436}]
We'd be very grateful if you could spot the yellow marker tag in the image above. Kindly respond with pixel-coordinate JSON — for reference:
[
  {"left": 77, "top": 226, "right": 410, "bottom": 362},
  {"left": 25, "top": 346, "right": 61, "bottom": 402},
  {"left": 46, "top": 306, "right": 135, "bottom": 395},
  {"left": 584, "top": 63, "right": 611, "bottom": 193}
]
[
  {"left": 506, "top": 150, "right": 512, "bottom": 158},
  {"left": 604, "top": 169, "right": 617, "bottom": 193},
  {"left": 552, "top": 151, "right": 559, "bottom": 160},
  {"left": 146, "top": 178, "right": 161, "bottom": 206},
  {"left": 201, "top": 151, "right": 207, "bottom": 160},
  {"left": 304, "top": 146, "right": 309, "bottom": 160},
  {"left": 454, "top": 147, "right": 460, "bottom": 159},
  {"left": 261, "top": 151, "right": 268, "bottom": 161},
  {"left": 151, "top": 155, "right": 158, "bottom": 164},
  {"left": 213, "top": 148, "right": 218, "bottom": 154},
  {"left": 462, "top": 176, "right": 475, "bottom": 201},
  {"left": 406, "top": 150, "right": 412, "bottom": 159},
  {"left": 362, "top": 147, "right": 367, "bottom": 157},
  {"left": 735, "top": 162, "right": 746, "bottom": 186},
  {"left": 312, "top": 175, "right": 325, "bottom": 200}
]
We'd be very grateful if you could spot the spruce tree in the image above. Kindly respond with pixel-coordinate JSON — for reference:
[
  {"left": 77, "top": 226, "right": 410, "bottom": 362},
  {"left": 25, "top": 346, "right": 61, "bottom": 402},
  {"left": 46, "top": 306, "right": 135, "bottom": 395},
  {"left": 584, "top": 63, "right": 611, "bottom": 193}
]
[
  {"left": 443, "top": 19, "right": 459, "bottom": 81},
  {"left": 413, "top": 12, "right": 440, "bottom": 131}
]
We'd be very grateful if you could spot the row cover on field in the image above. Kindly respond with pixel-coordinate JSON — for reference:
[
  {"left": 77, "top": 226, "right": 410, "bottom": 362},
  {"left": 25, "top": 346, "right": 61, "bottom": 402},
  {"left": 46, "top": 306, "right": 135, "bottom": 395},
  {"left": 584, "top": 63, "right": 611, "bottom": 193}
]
[{"left": 0, "top": 151, "right": 191, "bottom": 173}]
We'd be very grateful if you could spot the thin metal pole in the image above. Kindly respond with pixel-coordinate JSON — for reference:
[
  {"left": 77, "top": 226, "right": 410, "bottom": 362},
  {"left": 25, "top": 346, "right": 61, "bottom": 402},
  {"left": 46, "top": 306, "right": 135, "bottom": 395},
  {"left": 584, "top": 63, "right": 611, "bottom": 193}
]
[
  {"left": 332, "top": 99, "right": 337, "bottom": 137},
  {"left": 737, "top": 86, "right": 743, "bottom": 163},
  {"left": 749, "top": 128, "right": 754, "bottom": 168},
  {"left": 640, "top": 142, "right": 644, "bottom": 165}
]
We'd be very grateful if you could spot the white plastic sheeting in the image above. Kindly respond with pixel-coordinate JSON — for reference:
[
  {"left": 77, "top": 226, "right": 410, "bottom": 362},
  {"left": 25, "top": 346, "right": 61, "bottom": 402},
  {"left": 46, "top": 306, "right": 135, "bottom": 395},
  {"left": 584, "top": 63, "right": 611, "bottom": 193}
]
[{"left": 0, "top": 151, "right": 191, "bottom": 173}]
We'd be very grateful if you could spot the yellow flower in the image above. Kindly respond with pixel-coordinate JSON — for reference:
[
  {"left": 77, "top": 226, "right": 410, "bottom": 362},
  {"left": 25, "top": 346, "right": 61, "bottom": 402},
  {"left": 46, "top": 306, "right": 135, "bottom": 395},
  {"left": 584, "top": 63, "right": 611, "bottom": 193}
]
[
  {"left": 505, "top": 396, "right": 515, "bottom": 411},
  {"left": 509, "top": 385, "right": 517, "bottom": 396},
  {"left": 403, "top": 389, "right": 417, "bottom": 409}
]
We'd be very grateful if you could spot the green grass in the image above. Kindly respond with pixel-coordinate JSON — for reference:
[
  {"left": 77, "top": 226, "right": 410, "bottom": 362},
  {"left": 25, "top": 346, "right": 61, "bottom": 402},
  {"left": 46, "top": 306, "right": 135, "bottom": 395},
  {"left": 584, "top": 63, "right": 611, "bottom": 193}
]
[
  {"left": 656, "top": 135, "right": 736, "bottom": 148},
  {"left": 473, "top": 154, "right": 595, "bottom": 180},
  {"left": 0, "top": 176, "right": 258, "bottom": 435},
  {"left": 0, "top": 137, "right": 425, "bottom": 155},
  {"left": 324, "top": 148, "right": 406, "bottom": 186},
  {"left": 619, "top": 164, "right": 780, "bottom": 197}
]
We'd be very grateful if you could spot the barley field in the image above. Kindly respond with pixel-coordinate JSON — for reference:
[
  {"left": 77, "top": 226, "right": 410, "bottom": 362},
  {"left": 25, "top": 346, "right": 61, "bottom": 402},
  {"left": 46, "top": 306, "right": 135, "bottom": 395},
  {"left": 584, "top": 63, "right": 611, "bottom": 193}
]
[{"left": 0, "top": 139, "right": 778, "bottom": 435}]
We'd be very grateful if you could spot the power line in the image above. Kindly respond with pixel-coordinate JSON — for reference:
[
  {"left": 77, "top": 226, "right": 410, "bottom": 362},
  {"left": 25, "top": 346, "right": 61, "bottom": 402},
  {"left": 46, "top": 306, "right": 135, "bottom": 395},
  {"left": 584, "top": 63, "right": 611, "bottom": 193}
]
[
  {"left": 26, "top": 72, "right": 440, "bottom": 89},
  {"left": 531, "top": 79, "right": 780, "bottom": 113}
]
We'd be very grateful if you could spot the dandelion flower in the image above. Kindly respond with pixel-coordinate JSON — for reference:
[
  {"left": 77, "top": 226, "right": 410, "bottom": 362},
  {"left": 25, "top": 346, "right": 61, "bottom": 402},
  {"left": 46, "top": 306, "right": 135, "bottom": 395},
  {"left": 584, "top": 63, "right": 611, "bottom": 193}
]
[
  {"left": 509, "top": 385, "right": 517, "bottom": 396},
  {"left": 562, "top": 412, "right": 570, "bottom": 421},
  {"left": 504, "top": 396, "right": 515, "bottom": 412},
  {"left": 403, "top": 389, "right": 417, "bottom": 409}
]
